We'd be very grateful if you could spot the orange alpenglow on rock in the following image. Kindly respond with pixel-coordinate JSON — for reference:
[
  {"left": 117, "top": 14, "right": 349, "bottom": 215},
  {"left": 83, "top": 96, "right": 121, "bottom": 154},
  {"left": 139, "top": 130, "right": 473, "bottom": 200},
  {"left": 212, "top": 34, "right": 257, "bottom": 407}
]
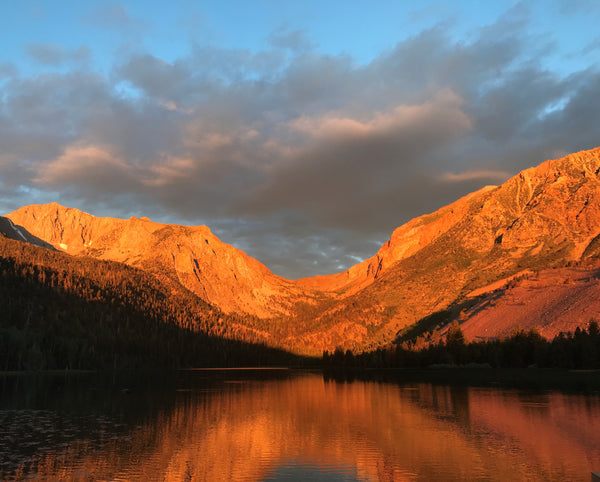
[
  {"left": 7, "top": 146, "right": 600, "bottom": 352},
  {"left": 6, "top": 202, "right": 307, "bottom": 318}
]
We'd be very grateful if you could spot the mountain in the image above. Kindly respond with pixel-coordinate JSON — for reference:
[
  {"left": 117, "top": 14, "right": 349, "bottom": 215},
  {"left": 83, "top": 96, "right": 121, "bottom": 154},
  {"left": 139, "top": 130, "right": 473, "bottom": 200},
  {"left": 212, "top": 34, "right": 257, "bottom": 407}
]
[
  {"left": 5, "top": 146, "right": 600, "bottom": 355},
  {"left": 431, "top": 261, "right": 600, "bottom": 342},
  {"left": 0, "top": 234, "right": 305, "bottom": 370},
  {"left": 6, "top": 203, "right": 315, "bottom": 318},
  {"left": 0, "top": 216, "right": 54, "bottom": 249},
  {"left": 296, "top": 186, "right": 497, "bottom": 295},
  {"left": 307, "top": 146, "right": 600, "bottom": 294},
  {"left": 304, "top": 146, "right": 600, "bottom": 351}
]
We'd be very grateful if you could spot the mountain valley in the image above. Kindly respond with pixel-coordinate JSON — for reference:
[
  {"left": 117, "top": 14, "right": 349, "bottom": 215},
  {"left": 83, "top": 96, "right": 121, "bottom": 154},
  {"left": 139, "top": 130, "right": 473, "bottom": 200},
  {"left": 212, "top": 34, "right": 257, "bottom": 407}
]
[{"left": 3, "top": 146, "right": 600, "bottom": 359}]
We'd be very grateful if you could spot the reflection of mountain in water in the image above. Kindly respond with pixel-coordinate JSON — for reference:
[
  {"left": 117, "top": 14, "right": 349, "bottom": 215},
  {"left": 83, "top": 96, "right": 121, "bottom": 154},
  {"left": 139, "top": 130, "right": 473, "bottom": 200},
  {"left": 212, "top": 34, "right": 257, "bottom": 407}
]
[{"left": 2, "top": 372, "right": 600, "bottom": 480}]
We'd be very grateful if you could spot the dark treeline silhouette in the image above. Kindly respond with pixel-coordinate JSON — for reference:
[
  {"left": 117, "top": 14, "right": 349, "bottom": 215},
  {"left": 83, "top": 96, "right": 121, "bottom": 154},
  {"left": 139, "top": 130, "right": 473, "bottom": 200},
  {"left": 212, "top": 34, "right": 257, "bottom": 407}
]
[
  {"left": 323, "top": 320, "right": 600, "bottom": 369},
  {"left": 0, "top": 237, "right": 309, "bottom": 370}
]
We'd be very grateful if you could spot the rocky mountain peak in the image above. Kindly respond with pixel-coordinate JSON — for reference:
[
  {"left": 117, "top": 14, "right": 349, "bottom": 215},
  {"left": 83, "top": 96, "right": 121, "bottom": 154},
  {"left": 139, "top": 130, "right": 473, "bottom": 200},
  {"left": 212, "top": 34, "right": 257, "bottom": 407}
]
[{"left": 7, "top": 203, "right": 309, "bottom": 318}]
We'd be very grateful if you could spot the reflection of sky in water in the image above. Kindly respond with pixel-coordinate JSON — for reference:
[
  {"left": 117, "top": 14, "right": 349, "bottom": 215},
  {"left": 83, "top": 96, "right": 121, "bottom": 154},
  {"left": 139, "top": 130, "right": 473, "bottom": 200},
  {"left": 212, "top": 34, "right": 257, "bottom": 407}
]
[
  {"left": 263, "top": 459, "right": 369, "bottom": 481},
  {"left": 1, "top": 372, "right": 600, "bottom": 481}
]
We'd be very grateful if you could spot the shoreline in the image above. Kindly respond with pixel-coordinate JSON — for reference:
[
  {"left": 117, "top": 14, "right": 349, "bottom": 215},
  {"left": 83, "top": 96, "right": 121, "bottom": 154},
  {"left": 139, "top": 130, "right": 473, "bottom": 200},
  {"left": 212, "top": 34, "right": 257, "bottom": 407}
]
[{"left": 2, "top": 366, "right": 600, "bottom": 391}]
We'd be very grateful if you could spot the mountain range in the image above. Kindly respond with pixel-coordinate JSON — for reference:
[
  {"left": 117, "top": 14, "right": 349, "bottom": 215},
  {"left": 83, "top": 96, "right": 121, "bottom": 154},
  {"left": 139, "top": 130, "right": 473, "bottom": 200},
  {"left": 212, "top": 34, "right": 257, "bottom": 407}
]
[{"left": 3, "top": 146, "right": 600, "bottom": 358}]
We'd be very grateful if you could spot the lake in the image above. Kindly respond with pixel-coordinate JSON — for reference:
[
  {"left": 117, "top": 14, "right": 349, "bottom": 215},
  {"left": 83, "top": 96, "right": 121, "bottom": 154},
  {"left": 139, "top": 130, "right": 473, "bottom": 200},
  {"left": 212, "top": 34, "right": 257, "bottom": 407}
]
[{"left": 1, "top": 369, "right": 599, "bottom": 481}]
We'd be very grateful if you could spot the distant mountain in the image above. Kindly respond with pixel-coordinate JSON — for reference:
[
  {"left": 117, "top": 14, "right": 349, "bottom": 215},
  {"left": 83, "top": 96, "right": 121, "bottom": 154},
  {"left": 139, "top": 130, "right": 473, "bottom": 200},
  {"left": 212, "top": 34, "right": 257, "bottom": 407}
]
[{"left": 5, "top": 146, "right": 600, "bottom": 355}]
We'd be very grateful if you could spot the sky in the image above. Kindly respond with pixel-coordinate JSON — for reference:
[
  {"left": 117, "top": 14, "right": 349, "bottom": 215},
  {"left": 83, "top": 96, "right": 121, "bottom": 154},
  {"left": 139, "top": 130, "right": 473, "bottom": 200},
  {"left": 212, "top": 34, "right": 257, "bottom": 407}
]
[{"left": 0, "top": 0, "right": 599, "bottom": 279}]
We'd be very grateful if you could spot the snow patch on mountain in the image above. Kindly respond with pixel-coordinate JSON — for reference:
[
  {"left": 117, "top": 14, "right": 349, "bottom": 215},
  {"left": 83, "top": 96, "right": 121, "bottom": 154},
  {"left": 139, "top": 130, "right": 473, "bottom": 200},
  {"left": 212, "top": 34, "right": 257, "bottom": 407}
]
[{"left": 6, "top": 218, "right": 27, "bottom": 242}]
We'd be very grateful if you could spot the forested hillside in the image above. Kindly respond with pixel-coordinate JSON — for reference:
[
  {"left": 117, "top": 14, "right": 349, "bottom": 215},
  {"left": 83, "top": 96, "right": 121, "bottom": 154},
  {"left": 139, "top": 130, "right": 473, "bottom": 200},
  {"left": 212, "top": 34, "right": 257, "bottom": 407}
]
[{"left": 0, "top": 236, "right": 305, "bottom": 370}]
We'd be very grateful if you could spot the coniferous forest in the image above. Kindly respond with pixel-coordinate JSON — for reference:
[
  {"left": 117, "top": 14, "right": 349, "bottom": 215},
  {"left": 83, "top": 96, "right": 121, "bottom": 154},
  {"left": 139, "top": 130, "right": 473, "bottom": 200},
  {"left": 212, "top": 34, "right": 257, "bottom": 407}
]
[
  {"left": 0, "top": 236, "right": 307, "bottom": 370},
  {"left": 324, "top": 320, "right": 600, "bottom": 370}
]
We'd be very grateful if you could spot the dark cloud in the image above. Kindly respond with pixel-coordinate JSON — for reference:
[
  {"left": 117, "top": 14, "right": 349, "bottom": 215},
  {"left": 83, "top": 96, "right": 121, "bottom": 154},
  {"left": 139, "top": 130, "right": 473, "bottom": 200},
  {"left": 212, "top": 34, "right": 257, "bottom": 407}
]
[
  {"left": 0, "top": 72, "right": 110, "bottom": 161},
  {"left": 472, "top": 67, "right": 566, "bottom": 142},
  {"left": 1, "top": 6, "right": 599, "bottom": 278},
  {"left": 535, "top": 70, "right": 600, "bottom": 152},
  {"left": 115, "top": 54, "right": 195, "bottom": 102},
  {"left": 25, "top": 43, "right": 90, "bottom": 66},
  {"left": 240, "top": 89, "right": 473, "bottom": 232}
]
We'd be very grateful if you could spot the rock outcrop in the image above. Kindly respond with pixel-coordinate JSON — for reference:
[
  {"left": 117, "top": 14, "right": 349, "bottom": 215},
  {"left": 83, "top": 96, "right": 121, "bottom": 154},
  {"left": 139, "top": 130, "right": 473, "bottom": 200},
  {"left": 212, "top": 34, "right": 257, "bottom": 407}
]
[{"left": 0, "top": 216, "right": 54, "bottom": 249}]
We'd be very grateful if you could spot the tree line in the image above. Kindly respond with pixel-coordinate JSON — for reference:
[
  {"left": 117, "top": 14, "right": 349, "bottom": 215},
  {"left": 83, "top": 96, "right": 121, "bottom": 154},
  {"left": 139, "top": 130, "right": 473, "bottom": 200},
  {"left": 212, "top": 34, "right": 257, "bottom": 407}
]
[{"left": 323, "top": 320, "right": 600, "bottom": 369}]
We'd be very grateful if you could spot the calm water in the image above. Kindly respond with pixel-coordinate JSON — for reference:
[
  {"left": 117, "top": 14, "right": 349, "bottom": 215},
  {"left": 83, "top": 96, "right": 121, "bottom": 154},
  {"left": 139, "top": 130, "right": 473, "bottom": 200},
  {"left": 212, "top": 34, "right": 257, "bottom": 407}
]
[{"left": 1, "top": 370, "right": 600, "bottom": 481}]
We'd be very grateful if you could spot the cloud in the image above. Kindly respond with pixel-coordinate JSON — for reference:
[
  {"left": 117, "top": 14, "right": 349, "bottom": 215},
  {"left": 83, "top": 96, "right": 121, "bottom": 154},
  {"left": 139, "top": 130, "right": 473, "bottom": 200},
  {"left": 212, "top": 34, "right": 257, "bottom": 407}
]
[
  {"left": 240, "top": 90, "right": 473, "bottom": 232},
  {"left": 440, "top": 170, "right": 510, "bottom": 183},
  {"left": 0, "top": 63, "right": 18, "bottom": 78},
  {"left": 287, "top": 89, "right": 471, "bottom": 141},
  {"left": 25, "top": 43, "right": 90, "bottom": 66},
  {"left": 1, "top": 4, "right": 599, "bottom": 278},
  {"left": 142, "top": 156, "right": 195, "bottom": 187},
  {"left": 556, "top": 0, "right": 600, "bottom": 15},
  {"left": 580, "top": 37, "right": 600, "bottom": 56},
  {"left": 268, "top": 28, "right": 315, "bottom": 53},
  {"left": 85, "top": 3, "right": 146, "bottom": 33},
  {"left": 34, "top": 144, "right": 133, "bottom": 187}
]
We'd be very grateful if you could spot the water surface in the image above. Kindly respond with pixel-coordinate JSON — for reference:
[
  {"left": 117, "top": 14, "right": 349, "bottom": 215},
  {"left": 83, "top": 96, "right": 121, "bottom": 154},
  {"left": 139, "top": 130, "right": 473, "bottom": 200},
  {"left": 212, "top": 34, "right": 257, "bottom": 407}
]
[{"left": 1, "top": 370, "right": 599, "bottom": 481}]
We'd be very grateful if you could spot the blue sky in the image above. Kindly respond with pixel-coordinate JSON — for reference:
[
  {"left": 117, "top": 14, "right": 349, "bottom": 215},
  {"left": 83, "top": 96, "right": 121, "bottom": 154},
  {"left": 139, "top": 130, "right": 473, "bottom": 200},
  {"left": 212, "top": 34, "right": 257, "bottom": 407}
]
[
  {"left": 2, "top": 1, "right": 596, "bottom": 74},
  {"left": 1, "top": 1, "right": 599, "bottom": 277}
]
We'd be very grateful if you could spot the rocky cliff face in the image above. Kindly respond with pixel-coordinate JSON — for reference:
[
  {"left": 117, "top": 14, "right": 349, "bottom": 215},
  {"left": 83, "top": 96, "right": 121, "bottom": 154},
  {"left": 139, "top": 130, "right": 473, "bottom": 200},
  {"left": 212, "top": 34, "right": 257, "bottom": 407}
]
[
  {"left": 6, "top": 203, "right": 310, "bottom": 318},
  {"left": 448, "top": 262, "right": 600, "bottom": 341},
  {"left": 300, "top": 147, "right": 600, "bottom": 296},
  {"left": 468, "top": 148, "right": 600, "bottom": 259},
  {"left": 307, "top": 146, "right": 600, "bottom": 350},
  {"left": 295, "top": 186, "right": 496, "bottom": 294}
]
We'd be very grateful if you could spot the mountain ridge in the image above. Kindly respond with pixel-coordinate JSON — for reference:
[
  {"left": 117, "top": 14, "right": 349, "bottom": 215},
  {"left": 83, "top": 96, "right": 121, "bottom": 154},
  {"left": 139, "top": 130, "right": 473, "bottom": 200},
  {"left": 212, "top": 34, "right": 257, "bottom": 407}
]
[
  {"left": 295, "top": 185, "right": 498, "bottom": 295},
  {"left": 286, "top": 145, "right": 600, "bottom": 351},
  {"left": 5, "top": 146, "right": 600, "bottom": 353},
  {"left": 7, "top": 202, "right": 312, "bottom": 318}
]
